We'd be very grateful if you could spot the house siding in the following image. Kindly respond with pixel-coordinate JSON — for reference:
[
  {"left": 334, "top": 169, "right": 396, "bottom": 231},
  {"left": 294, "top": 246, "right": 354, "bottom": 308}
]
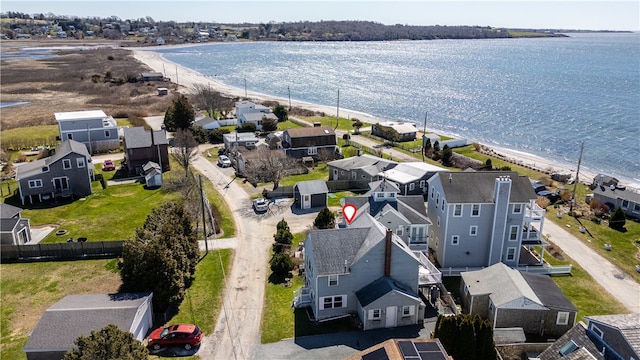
[
  {"left": 18, "top": 152, "right": 92, "bottom": 202},
  {"left": 592, "top": 322, "right": 637, "bottom": 360},
  {"left": 57, "top": 113, "right": 119, "bottom": 152},
  {"left": 359, "top": 292, "right": 423, "bottom": 331},
  {"left": 125, "top": 144, "right": 169, "bottom": 175}
]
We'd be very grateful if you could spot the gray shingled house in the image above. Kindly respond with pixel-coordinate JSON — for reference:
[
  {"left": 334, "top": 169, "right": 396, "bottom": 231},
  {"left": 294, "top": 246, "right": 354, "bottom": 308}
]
[
  {"left": 327, "top": 153, "right": 397, "bottom": 190},
  {"left": 0, "top": 203, "right": 32, "bottom": 245},
  {"left": 378, "top": 161, "right": 447, "bottom": 197},
  {"left": 427, "top": 171, "right": 548, "bottom": 269},
  {"left": 15, "top": 140, "right": 93, "bottom": 205},
  {"left": 23, "top": 293, "right": 154, "bottom": 360},
  {"left": 342, "top": 179, "right": 432, "bottom": 252},
  {"left": 123, "top": 127, "right": 169, "bottom": 176},
  {"left": 282, "top": 126, "right": 337, "bottom": 159},
  {"left": 294, "top": 180, "right": 328, "bottom": 210},
  {"left": 460, "top": 263, "right": 577, "bottom": 338},
  {"left": 294, "top": 214, "right": 426, "bottom": 330},
  {"left": 537, "top": 313, "right": 640, "bottom": 360}
]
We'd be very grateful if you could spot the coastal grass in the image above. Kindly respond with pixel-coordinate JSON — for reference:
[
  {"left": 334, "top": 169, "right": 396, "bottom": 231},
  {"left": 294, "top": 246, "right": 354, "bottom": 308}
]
[
  {"left": 542, "top": 250, "right": 630, "bottom": 321},
  {"left": 201, "top": 169, "right": 236, "bottom": 238},
  {"left": 301, "top": 115, "right": 371, "bottom": 131},
  {"left": 168, "top": 249, "right": 233, "bottom": 335},
  {"left": 0, "top": 259, "right": 122, "bottom": 360},
  {"left": 277, "top": 120, "right": 304, "bottom": 130},
  {"left": 453, "top": 145, "right": 549, "bottom": 180},
  {"left": 0, "top": 125, "right": 59, "bottom": 151}
]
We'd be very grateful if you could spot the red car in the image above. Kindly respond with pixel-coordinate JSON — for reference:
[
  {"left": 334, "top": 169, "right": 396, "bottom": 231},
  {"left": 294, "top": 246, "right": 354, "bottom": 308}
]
[
  {"left": 147, "top": 324, "right": 203, "bottom": 350},
  {"left": 102, "top": 159, "right": 116, "bottom": 171}
]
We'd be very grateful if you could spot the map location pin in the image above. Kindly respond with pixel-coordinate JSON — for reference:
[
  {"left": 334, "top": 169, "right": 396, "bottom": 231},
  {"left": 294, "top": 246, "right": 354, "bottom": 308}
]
[{"left": 342, "top": 204, "right": 357, "bottom": 224}]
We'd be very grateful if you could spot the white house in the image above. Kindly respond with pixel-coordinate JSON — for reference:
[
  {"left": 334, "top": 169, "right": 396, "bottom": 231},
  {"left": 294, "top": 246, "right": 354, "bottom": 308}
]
[{"left": 235, "top": 101, "right": 278, "bottom": 131}]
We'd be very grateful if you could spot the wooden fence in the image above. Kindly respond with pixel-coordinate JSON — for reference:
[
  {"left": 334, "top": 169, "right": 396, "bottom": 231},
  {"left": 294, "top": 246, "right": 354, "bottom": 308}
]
[{"left": 0, "top": 241, "right": 124, "bottom": 263}]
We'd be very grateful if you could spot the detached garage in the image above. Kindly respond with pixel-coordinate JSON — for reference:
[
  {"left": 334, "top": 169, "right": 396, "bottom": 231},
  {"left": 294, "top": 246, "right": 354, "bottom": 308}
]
[
  {"left": 24, "top": 292, "right": 154, "bottom": 360},
  {"left": 294, "top": 180, "right": 328, "bottom": 210}
]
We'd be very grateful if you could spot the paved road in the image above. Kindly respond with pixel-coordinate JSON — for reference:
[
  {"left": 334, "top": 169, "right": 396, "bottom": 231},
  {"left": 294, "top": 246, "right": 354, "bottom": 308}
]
[{"left": 543, "top": 220, "right": 640, "bottom": 313}]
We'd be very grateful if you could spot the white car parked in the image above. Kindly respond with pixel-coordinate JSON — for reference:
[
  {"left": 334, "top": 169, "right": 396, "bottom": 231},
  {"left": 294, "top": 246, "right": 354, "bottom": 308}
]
[
  {"left": 253, "top": 198, "right": 269, "bottom": 212},
  {"left": 218, "top": 155, "right": 232, "bottom": 168}
]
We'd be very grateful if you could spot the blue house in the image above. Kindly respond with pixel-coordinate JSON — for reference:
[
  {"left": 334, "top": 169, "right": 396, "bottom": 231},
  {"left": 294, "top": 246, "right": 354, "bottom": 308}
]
[{"left": 55, "top": 110, "right": 119, "bottom": 153}]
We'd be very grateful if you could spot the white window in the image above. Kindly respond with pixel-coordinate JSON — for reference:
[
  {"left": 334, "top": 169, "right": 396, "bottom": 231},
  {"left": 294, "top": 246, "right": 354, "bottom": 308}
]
[
  {"left": 622, "top": 200, "right": 629, "bottom": 209},
  {"left": 41, "top": 166, "right": 49, "bottom": 173},
  {"left": 556, "top": 311, "right": 570, "bottom": 325},
  {"left": 431, "top": 187, "right": 435, "bottom": 199},
  {"left": 470, "top": 226, "right": 478, "bottom": 236},
  {"left": 307, "top": 147, "right": 318, "bottom": 155},
  {"left": 436, "top": 192, "right": 440, "bottom": 205},
  {"left": 590, "top": 324, "right": 604, "bottom": 338},
  {"left": 368, "top": 309, "right": 381, "bottom": 320},
  {"left": 67, "top": 133, "right": 73, "bottom": 140},
  {"left": 28, "top": 179, "right": 43, "bottom": 188},
  {"left": 76, "top": 158, "right": 85, "bottom": 168},
  {"left": 320, "top": 295, "right": 346, "bottom": 310},
  {"left": 472, "top": 204, "right": 480, "bottom": 216},
  {"left": 454, "top": 204, "right": 462, "bottom": 217},
  {"left": 510, "top": 225, "right": 519, "bottom": 241},
  {"left": 328, "top": 275, "right": 338, "bottom": 287},
  {"left": 506, "top": 247, "right": 516, "bottom": 261},
  {"left": 105, "top": 130, "right": 111, "bottom": 138},
  {"left": 420, "top": 180, "right": 425, "bottom": 188},
  {"left": 513, "top": 204, "right": 522, "bottom": 214},
  {"left": 409, "top": 183, "right": 415, "bottom": 191},
  {"left": 635, "top": 203, "right": 640, "bottom": 212},
  {"left": 396, "top": 226, "right": 404, "bottom": 236},
  {"left": 451, "top": 235, "right": 459, "bottom": 245},
  {"left": 402, "top": 305, "right": 415, "bottom": 317},
  {"left": 441, "top": 200, "right": 445, "bottom": 211},
  {"left": 352, "top": 171, "right": 357, "bottom": 180},
  {"left": 62, "top": 159, "right": 72, "bottom": 170}
]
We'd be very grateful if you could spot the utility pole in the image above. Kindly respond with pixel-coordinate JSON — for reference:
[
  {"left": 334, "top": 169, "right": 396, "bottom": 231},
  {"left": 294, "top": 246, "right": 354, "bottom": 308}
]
[
  {"left": 199, "top": 175, "right": 209, "bottom": 253},
  {"left": 244, "top": 78, "right": 247, "bottom": 98},
  {"left": 288, "top": 85, "right": 291, "bottom": 110},
  {"left": 422, "top": 111, "right": 427, "bottom": 162},
  {"left": 569, "top": 141, "right": 584, "bottom": 215}
]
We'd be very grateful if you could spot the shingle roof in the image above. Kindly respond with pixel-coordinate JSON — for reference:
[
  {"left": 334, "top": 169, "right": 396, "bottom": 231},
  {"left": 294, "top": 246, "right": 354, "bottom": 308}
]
[
  {"left": 23, "top": 293, "right": 152, "bottom": 352},
  {"left": 285, "top": 126, "right": 335, "bottom": 138},
  {"left": 0, "top": 203, "right": 22, "bottom": 219},
  {"left": 307, "top": 227, "right": 371, "bottom": 275},
  {"left": 378, "top": 162, "right": 447, "bottom": 184},
  {"left": 592, "top": 184, "right": 640, "bottom": 203},
  {"left": 223, "top": 132, "right": 259, "bottom": 143},
  {"left": 461, "top": 263, "right": 543, "bottom": 308},
  {"left": 538, "top": 322, "right": 604, "bottom": 360},
  {"left": 355, "top": 276, "right": 420, "bottom": 307},
  {"left": 244, "top": 112, "right": 278, "bottom": 121},
  {"left": 295, "top": 180, "right": 328, "bottom": 195},
  {"left": 0, "top": 217, "right": 19, "bottom": 232},
  {"left": 586, "top": 314, "right": 640, "bottom": 354},
  {"left": 123, "top": 126, "right": 168, "bottom": 149},
  {"left": 521, "top": 272, "right": 577, "bottom": 312},
  {"left": 328, "top": 154, "right": 397, "bottom": 172},
  {"left": 15, "top": 140, "right": 91, "bottom": 180},
  {"left": 435, "top": 171, "right": 536, "bottom": 203}
]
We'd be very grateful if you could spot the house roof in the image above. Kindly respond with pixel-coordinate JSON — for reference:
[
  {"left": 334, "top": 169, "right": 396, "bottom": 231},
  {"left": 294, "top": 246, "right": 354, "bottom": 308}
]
[
  {"left": 344, "top": 193, "right": 430, "bottom": 226},
  {"left": 223, "top": 132, "right": 259, "bottom": 143},
  {"left": 0, "top": 203, "right": 22, "bottom": 219},
  {"left": 434, "top": 171, "right": 536, "bottom": 203},
  {"left": 16, "top": 140, "right": 90, "bottom": 180},
  {"left": 379, "top": 162, "right": 447, "bottom": 184},
  {"left": 461, "top": 262, "right": 543, "bottom": 308},
  {"left": 586, "top": 314, "right": 640, "bottom": 354},
  {"left": 0, "top": 217, "right": 19, "bottom": 232},
  {"left": 521, "top": 272, "right": 577, "bottom": 312},
  {"left": 244, "top": 112, "right": 278, "bottom": 121},
  {"left": 381, "top": 122, "right": 419, "bottom": 134},
  {"left": 345, "top": 338, "right": 452, "bottom": 360},
  {"left": 538, "top": 322, "right": 604, "bottom": 360},
  {"left": 142, "top": 161, "right": 161, "bottom": 175},
  {"left": 285, "top": 126, "right": 335, "bottom": 138},
  {"left": 194, "top": 116, "right": 217, "bottom": 128},
  {"left": 295, "top": 180, "right": 328, "bottom": 195},
  {"left": 140, "top": 72, "right": 163, "bottom": 77},
  {"left": 592, "top": 184, "right": 640, "bottom": 204},
  {"left": 54, "top": 110, "right": 107, "bottom": 122},
  {"left": 123, "top": 127, "right": 168, "bottom": 148},
  {"left": 355, "top": 276, "right": 420, "bottom": 307},
  {"left": 328, "top": 154, "right": 397, "bottom": 172},
  {"left": 366, "top": 180, "right": 401, "bottom": 195},
  {"left": 23, "top": 293, "right": 152, "bottom": 352}
]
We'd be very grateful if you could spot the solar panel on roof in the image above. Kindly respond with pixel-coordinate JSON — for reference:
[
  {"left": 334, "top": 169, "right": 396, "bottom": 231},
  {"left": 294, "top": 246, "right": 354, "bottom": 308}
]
[
  {"left": 418, "top": 352, "right": 447, "bottom": 360},
  {"left": 398, "top": 341, "right": 419, "bottom": 357},
  {"left": 414, "top": 342, "right": 440, "bottom": 352},
  {"left": 362, "top": 347, "right": 389, "bottom": 360}
]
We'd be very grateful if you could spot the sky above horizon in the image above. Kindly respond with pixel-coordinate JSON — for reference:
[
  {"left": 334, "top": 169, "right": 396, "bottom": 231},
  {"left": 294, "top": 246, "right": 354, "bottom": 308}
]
[{"left": 1, "top": 1, "right": 639, "bottom": 31}]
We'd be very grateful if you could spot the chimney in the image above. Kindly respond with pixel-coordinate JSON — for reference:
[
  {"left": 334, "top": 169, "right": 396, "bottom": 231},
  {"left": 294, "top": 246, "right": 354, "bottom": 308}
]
[{"left": 384, "top": 228, "right": 392, "bottom": 277}]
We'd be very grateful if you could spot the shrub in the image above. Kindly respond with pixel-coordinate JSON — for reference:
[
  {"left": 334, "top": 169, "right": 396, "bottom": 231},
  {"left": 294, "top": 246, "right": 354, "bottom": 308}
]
[
  {"left": 314, "top": 207, "right": 336, "bottom": 229},
  {"left": 269, "top": 253, "right": 294, "bottom": 276},
  {"left": 609, "top": 207, "right": 626, "bottom": 229}
]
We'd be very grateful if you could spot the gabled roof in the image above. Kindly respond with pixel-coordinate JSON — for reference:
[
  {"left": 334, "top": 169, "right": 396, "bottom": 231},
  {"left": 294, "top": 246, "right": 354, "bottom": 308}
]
[
  {"left": 285, "top": 126, "right": 335, "bottom": 138},
  {"left": 244, "top": 112, "right": 278, "bottom": 121},
  {"left": 366, "top": 179, "right": 401, "bottom": 195},
  {"left": 521, "top": 271, "right": 577, "bottom": 312},
  {"left": 355, "top": 277, "right": 420, "bottom": 307},
  {"left": 592, "top": 184, "right": 640, "bottom": 203},
  {"left": 223, "top": 132, "right": 259, "bottom": 142},
  {"left": 54, "top": 110, "right": 107, "bottom": 122},
  {"left": 586, "top": 314, "right": 640, "bottom": 354},
  {"left": 295, "top": 180, "right": 328, "bottom": 195},
  {"left": 16, "top": 140, "right": 90, "bottom": 180},
  {"left": 538, "top": 322, "right": 604, "bottom": 360},
  {"left": 123, "top": 127, "right": 168, "bottom": 148},
  {"left": 23, "top": 293, "right": 152, "bottom": 352},
  {"left": 434, "top": 171, "right": 536, "bottom": 203},
  {"left": 328, "top": 154, "right": 397, "bottom": 172},
  {"left": 0, "top": 217, "right": 19, "bottom": 232},
  {"left": 193, "top": 116, "right": 216, "bottom": 127},
  {"left": 461, "top": 262, "right": 543, "bottom": 308},
  {"left": 142, "top": 161, "right": 161, "bottom": 175},
  {"left": 379, "top": 162, "right": 446, "bottom": 184},
  {"left": 379, "top": 122, "right": 419, "bottom": 134},
  {"left": 0, "top": 203, "right": 22, "bottom": 219}
]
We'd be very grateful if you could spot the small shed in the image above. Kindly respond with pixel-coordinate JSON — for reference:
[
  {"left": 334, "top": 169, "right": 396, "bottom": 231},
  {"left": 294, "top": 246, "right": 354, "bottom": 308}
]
[
  {"left": 294, "top": 180, "right": 328, "bottom": 210},
  {"left": 157, "top": 87, "right": 168, "bottom": 96},
  {"left": 142, "top": 161, "right": 162, "bottom": 188}
]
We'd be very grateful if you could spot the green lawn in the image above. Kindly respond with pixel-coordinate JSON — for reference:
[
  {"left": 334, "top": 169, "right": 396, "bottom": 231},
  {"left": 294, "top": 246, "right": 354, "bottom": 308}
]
[
  {"left": 327, "top": 191, "right": 360, "bottom": 208},
  {"left": 300, "top": 116, "right": 371, "bottom": 131},
  {"left": 279, "top": 164, "right": 329, "bottom": 187},
  {"left": 1, "top": 125, "right": 59, "bottom": 151},
  {"left": 277, "top": 120, "right": 304, "bottom": 131}
]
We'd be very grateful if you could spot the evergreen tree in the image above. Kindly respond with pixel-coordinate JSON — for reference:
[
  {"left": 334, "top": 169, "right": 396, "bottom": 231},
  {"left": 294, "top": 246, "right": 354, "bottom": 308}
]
[
  {"left": 273, "top": 104, "right": 288, "bottom": 122},
  {"left": 261, "top": 116, "right": 278, "bottom": 131},
  {"left": 609, "top": 207, "right": 626, "bottom": 229},
  {"left": 63, "top": 324, "right": 148, "bottom": 360},
  {"left": 163, "top": 94, "right": 195, "bottom": 131},
  {"left": 269, "top": 252, "right": 294, "bottom": 276},
  {"left": 433, "top": 140, "right": 440, "bottom": 152},
  {"left": 442, "top": 144, "right": 453, "bottom": 167},
  {"left": 314, "top": 207, "right": 336, "bottom": 229},
  {"left": 119, "top": 202, "right": 199, "bottom": 311}
]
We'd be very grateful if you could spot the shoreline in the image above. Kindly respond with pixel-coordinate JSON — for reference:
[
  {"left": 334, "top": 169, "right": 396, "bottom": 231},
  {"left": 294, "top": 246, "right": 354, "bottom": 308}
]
[{"left": 131, "top": 46, "right": 638, "bottom": 191}]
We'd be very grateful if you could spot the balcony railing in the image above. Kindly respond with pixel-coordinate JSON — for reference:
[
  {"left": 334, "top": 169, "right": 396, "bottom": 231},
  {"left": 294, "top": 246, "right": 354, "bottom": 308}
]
[
  {"left": 292, "top": 287, "right": 312, "bottom": 308},
  {"left": 418, "top": 252, "right": 442, "bottom": 285},
  {"left": 524, "top": 203, "right": 546, "bottom": 220}
]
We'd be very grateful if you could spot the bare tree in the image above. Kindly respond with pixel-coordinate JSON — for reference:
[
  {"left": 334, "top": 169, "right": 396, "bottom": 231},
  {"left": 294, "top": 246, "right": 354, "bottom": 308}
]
[
  {"left": 243, "top": 148, "right": 296, "bottom": 190},
  {"left": 192, "top": 84, "right": 236, "bottom": 119},
  {"left": 172, "top": 129, "right": 199, "bottom": 178}
]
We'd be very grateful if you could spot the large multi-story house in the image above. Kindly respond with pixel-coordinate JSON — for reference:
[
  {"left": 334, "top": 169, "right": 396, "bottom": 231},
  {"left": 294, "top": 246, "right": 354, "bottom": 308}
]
[
  {"left": 426, "top": 171, "right": 547, "bottom": 270},
  {"left": 342, "top": 179, "right": 431, "bottom": 252},
  {"left": 55, "top": 110, "right": 119, "bottom": 153},
  {"left": 282, "top": 126, "right": 337, "bottom": 159},
  {"left": 122, "top": 127, "right": 170, "bottom": 176},
  {"left": 235, "top": 101, "right": 278, "bottom": 131},
  {"left": 294, "top": 214, "right": 428, "bottom": 330},
  {"left": 378, "top": 162, "right": 446, "bottom": 197},
  {"left": 15, "top": 140, "right": 93, "bottom": 205}
]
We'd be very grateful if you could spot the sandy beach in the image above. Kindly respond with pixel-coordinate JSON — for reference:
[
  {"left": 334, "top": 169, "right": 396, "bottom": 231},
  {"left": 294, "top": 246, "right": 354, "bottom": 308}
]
[{"left": 132, "top": 46, "right": 606, "bottom": 187}]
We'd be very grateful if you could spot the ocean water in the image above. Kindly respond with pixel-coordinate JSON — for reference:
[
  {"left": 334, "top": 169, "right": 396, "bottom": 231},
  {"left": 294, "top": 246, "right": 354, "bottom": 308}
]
[{"left": 153, "top": 33, "right": 640, "bottom": 186}]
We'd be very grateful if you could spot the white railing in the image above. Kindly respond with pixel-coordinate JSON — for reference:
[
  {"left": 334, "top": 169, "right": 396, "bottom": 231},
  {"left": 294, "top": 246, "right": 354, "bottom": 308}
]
[
  {"left": 418, "top": 252, "right": 442, "bottom": 285},
  {"left": 439, "top": 264, "right": 572, "bottom": 276},
  {"left": 292, "top": 287, "right": 312, "bottom": 308},
  {"left": 524, "top": 203, "right": 546, "bottom": 220}
]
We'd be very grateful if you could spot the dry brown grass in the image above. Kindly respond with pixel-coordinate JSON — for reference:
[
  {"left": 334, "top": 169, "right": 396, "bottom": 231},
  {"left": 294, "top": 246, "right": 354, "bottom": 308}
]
[{"left": 1, "top": 46, "right": 173, "bottom": 130}]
